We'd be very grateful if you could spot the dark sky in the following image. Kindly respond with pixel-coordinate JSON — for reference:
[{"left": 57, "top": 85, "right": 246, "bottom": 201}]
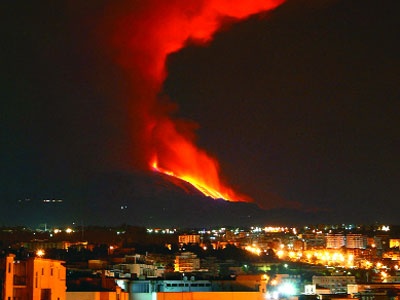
[{"left": 1, "top": 0, "right": 399, "bottom": 225}]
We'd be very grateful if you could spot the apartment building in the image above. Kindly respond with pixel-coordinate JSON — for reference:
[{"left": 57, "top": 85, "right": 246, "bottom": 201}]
[
  {"left": 1, "top": 254, "right": 66, "bottom": 300},
  {"left": 174, "top": 252, "right": 200, "bottom": 273}
]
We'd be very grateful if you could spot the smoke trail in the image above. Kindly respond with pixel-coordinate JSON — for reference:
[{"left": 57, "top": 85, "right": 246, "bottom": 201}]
[{"left": 110, "top": 0, "right": 284, "bottom": 200}]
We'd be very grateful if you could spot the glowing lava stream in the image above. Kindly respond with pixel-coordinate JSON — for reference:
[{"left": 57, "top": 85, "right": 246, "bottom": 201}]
[
  {"left": 151, "top": 158, "right": 235, "bottom": 200},
  {"left": 111, "top": 0, "right": 285, "bottom": 203}
]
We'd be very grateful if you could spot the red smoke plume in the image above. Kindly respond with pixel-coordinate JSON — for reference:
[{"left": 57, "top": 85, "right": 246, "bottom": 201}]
[{"left": 111, "top": 0, "right": 284, "bottom": 201}]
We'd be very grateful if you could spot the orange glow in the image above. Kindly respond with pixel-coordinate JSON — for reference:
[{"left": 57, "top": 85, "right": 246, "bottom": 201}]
[
  {"left": 151, "top": 155, "right": 239, "bottom": 200},
  {"left": 112, "top": 0, "right": 284, "bottom": 201},
  {"left": 245, "top": 245, "right": 262, "bottom": 255}
]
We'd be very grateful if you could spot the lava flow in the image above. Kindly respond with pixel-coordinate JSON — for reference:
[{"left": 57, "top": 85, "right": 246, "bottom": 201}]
[
  {"left": 151, "top": 156, "right": 236, "bottom": 200},
  {"left": 111, "top": 0, "right": 284, "bottom": 201}
]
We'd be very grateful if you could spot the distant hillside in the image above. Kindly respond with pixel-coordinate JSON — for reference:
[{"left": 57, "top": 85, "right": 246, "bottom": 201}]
[{"left": 8, "top": 171, "right": 322, "bottom": 228}]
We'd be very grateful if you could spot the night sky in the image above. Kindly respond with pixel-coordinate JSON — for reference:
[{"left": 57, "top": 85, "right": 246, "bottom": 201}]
[{"left": 1, "top": 0, "right": 399, "bottom": 225}]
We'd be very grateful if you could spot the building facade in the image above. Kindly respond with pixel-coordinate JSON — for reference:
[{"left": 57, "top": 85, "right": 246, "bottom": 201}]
[
  {"left": 346, "top": 234, "right": 367, "bottom": 249},
  {"left": 178, "top": 235, "right": 201, "bottom": 245},
  {"left": 326, "top": 234, "right": 345, "bottom": 249},
  {"left": 1, "top": 254, "right": 66, "bottom": 300},
  {"left": 174, "top": 252, "right": 200, "bottom": 273},
  {"left": 312, "top": 275, "right": 356, "bottom": 293}
]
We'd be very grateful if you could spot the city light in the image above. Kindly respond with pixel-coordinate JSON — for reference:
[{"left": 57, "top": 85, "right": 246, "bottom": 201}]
[
  {"left": 379, "top": 225, "right": 390, "bottom": 232},
  {"left": 276, "top": 250, "right": 284, "bottom": 259},
  {"left": 245, "top": 244, "right": 262, "bottom": 255},
  {"left": 278, "top": 283, "right": 296, "bottom": 296},
  {"left": 264, "top": 227, "right": 285, "bottom": 233},
  {"left": 270, "top": 279, "right": 278, "bottom": 286}
]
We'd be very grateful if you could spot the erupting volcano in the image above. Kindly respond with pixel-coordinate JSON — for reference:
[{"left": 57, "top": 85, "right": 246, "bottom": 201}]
[{"left": 112, "top": 0, "right": 284, "bottom": 201}]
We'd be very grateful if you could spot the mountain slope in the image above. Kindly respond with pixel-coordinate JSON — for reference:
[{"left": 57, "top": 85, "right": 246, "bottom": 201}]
[{"left": 10, "top": 171, "right": 321, "bottom": 227}]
